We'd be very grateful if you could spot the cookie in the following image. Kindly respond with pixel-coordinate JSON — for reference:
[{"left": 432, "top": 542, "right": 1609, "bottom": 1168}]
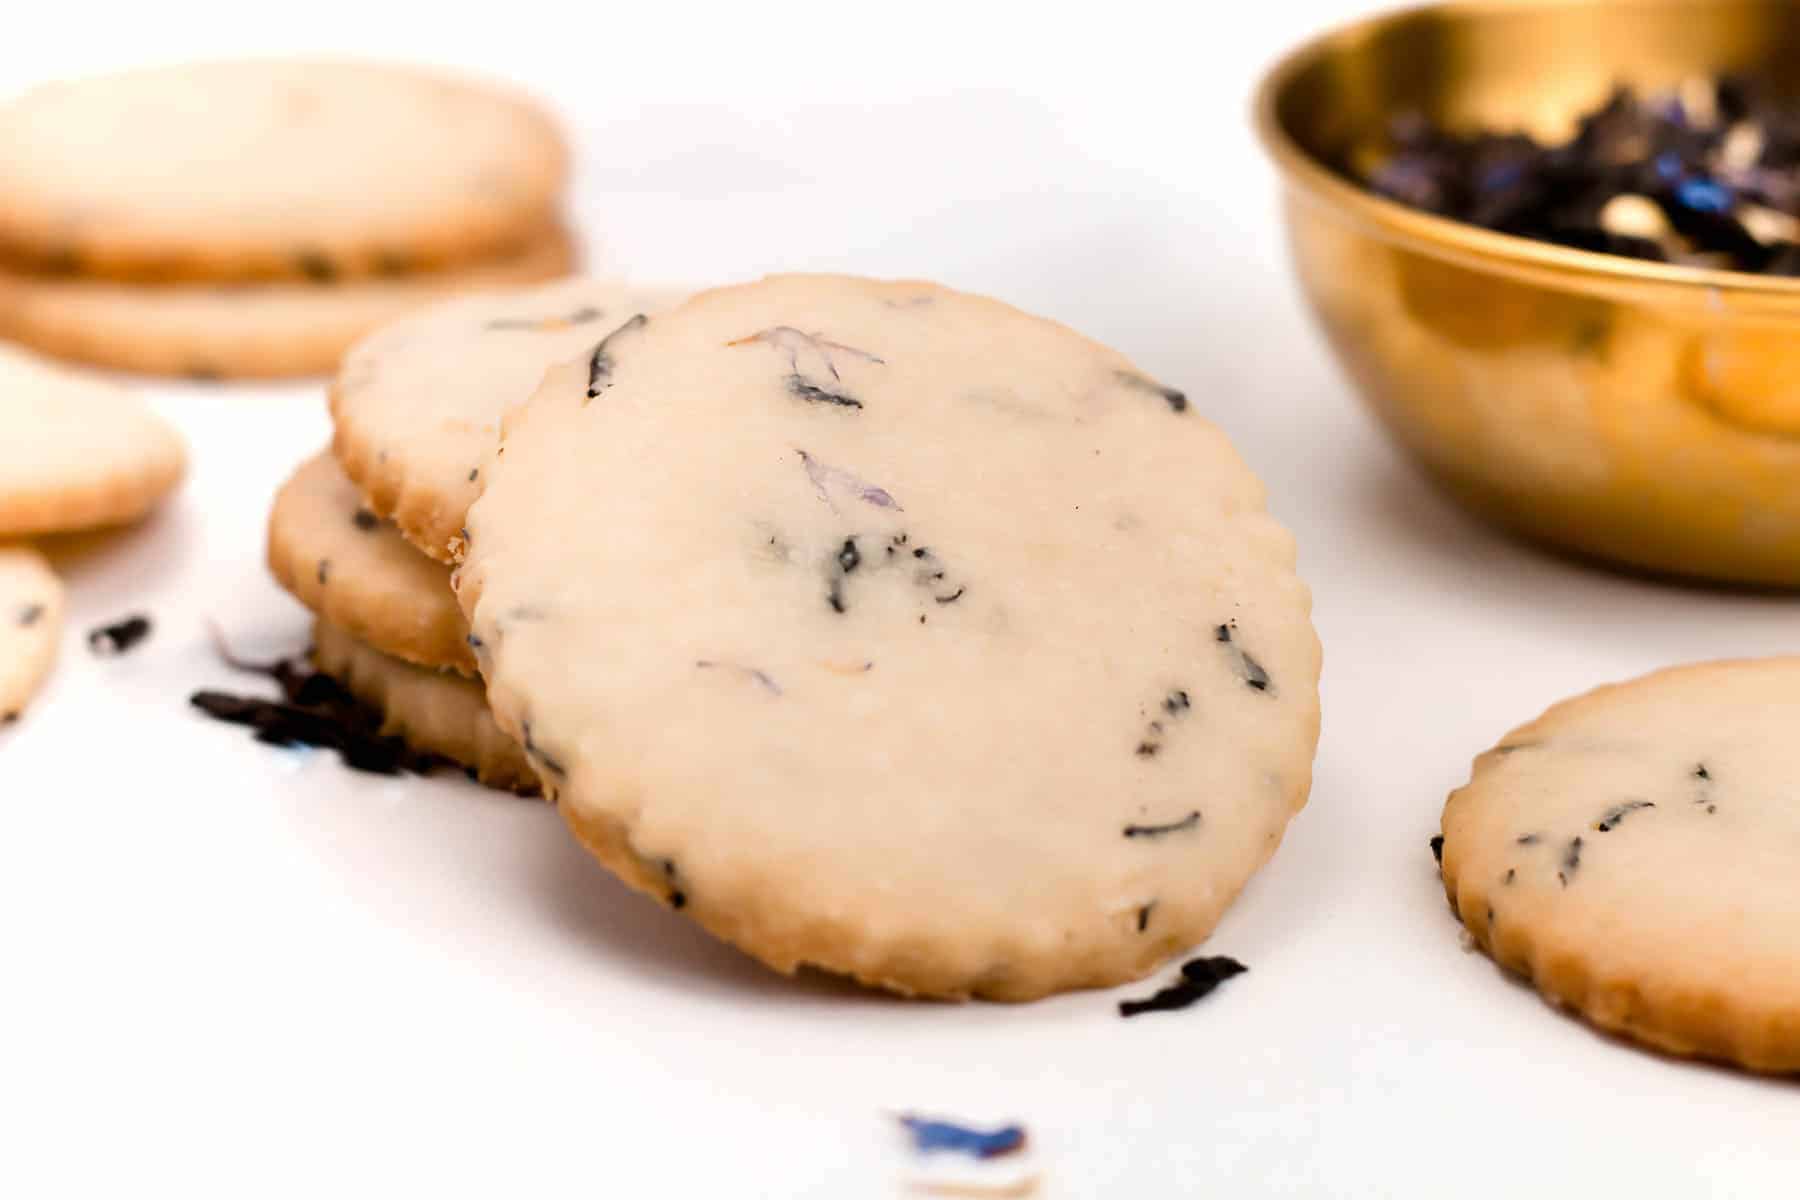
[
  {"left": 0, "top": 60, "right": 567, "bottom": 282},
  {"left": 0, "top": 227, "right": 576, "bottom": 379},
  {"left": 1440, "top": 659, "right": 1800, "bottom": 1073},
  {"left": 0, "top": 546, "right": 64, "bottom": 724},
  {"left": 267, "top": 451, "right": 474, "bottom": 675},
  {"left": 310, "top": 619, "right": 536, "bottom": 794},
  {"left": 331, "top": 276, "right": 685, "bottom": 561},
  {"left": 0, "top": 344, "right": 186, "bottom": 537},
  {"left": 457, "top": 274, "right": 1322, "bottom": 1000}
]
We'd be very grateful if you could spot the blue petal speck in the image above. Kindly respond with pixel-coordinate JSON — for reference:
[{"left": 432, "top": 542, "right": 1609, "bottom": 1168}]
[
  {"left": 899, "top": 1115, "right": 1027, "bottom": 1159},
  {"left": 1676, "top": 178, "right": 1733, "bottom": 214}
]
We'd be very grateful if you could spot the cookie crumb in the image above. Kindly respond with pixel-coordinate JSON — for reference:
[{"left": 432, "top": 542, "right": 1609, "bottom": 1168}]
[
  {"left": 1117, "top": 955, "right": 1248, "bottom": 1018},
  {"left": 87, "top": 614, "right": 151, "bottom": 656}
]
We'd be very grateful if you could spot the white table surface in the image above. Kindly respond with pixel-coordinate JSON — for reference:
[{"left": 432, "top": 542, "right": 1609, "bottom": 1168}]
[{"left": 4, "top": 3, "right": 1798, "bottom": 1196}]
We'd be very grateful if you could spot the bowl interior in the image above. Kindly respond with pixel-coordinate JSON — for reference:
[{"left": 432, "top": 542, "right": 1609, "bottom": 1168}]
[{"left": 1274, "top": 0, "right": 1800, "bottom": 186}]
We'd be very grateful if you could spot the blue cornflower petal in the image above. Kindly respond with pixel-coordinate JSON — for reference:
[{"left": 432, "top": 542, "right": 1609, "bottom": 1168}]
[
  {"left": 1676, "top": 177, "right": 1733, "bottom": 214},
  {"left": 899, "top": 1116, "right": 1027, "bottom": 1159}
]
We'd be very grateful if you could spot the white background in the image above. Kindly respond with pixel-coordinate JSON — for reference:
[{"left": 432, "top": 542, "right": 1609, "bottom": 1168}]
[{"left": 3, "top": 2, "right": 1798, "bottom": 1196}]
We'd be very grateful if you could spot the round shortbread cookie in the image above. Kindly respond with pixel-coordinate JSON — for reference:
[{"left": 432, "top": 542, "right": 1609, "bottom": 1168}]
[
  {"left": 1440, "top": 659, "right": 1800, "bottom": 1073},
  {"left": 457, "top": 274, "right": 1322, "bottom": 1001},
  {"left": 0, "top": 545, "right": 64, "bottom": 724},
  {"left": 0, "top": 60, "right": 567, "bottom": 282},
  {"left": 0, "top": 344, "right": 186, "bottom": 537},
  {"left": 311, "top": 619, "right": 536, "bottom": 794},
  {"left": 0, "top": 228, "right": 576, "bottom": 379},
  {"left": 268, "top": 451, "right": 473, "bottom": 675},
  {"left": 331, "top": 276, "right": 686, "bottom": 562}
]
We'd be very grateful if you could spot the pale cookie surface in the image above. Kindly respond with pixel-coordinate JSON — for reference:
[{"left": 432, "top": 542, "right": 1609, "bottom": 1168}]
[
  {"left": 1440, "top": 659, "right": 1800, "bottom": 1073},
  {"left": 0, "top": 344, "right": 186, "bottom": 537},
  {"left": 0, "top": 546, "right": 64, "bottom": 724},
  {"left": 0, "top": 228, "right": 575, "bottom": 379},
  {"left": 268, "top": 451, "right": 473, "bottom": 675},
  {"left": 332, "top": 276, "right": 685, "bottom": 561},
  {"left": 311, "top": 619, "right": 535, "bottom": 794},
  {"left": 459, "top": 274, "right": 1322, "bottom": 1001},
  {"left": 0, "top": 60, "right": 567, "bottom": 282}
]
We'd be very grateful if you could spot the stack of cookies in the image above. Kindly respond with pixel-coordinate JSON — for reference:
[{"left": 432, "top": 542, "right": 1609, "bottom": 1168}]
[
  {"left": 267, "top": 271, "right": 1327, "bottom": 1002},
  {"left": 266, "top": 279, "right": 681, "bottom": 791},
  {"left": 0, "top": 60, "right": 575, "bottom": 378}
]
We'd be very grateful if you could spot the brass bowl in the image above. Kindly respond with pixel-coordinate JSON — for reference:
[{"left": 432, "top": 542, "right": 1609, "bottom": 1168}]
[{"left": 1256, "top": 0, "right": 1800, "bottom": 587}]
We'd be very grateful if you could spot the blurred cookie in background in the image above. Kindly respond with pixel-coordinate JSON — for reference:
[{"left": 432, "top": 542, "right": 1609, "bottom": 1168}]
[{"left": 0, "top": 60, "right": 578, "bottom": 377}]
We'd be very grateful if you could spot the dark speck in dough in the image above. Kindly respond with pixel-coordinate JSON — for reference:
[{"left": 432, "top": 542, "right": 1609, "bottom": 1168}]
[
  {"left": 1558, "top": 836, "right": 1583, "bottom": 886},
  {"left": 295, "top": 250, "right": 337, "bottom": 283},
  {"left": 1123, "top": 810, "right": 1201, "bottom": 839},
  {"left": 788, "top": 374, "right": 863, "bottom": 409},
  {"left": 1215, "top": 621, "right": 1273, "bottom": 693},
  {"left": 1594, "top": 800, "right": 1654, "bottom": 832},
  {"left": 586, "top": 314, "right": 648, "bottom": 400},
  {"left": 1116, "top": 369, "right": 1188, "bottom": 414},
  {"left": 521, "top": 720, "right": 567, "bottom": 779}
]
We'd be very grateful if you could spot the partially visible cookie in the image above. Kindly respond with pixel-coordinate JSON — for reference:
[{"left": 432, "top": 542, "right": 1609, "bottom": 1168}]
[
  {"left": 311, "top": 619, "right": 535, "bottom": 794},
  {"left": 0, "top": 546, "right": 64, "bottom": 724},
  {"left": 0, "top": 60, "right": 567, "bottom": 282},
  {"left": 1440, "top": 659, "right": 1800, "bottom": 1073},
  {"left": 331, "top": 276, "right": 685, "bottom": 561},
  {"left": 0, "top": 227, "right": 576, "bottom": 379},
  {"left": 267, "top": 451, "right": 473, "bottom": 675},
  {"left": 0, "top": 344, "right": 186, "bottom": 537},
  {"left": 459, "top": 273, "right": 1322, "bottom": 1000}
]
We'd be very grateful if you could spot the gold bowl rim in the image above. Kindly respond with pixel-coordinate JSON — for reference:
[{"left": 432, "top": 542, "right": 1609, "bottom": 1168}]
[{"left": 1251, "top": 0, "right": 1800, "bottom": 301}]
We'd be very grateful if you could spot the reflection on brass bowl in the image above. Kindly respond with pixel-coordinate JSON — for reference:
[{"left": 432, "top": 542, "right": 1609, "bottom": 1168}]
[{"left": 1255, "top": 0, "right": 1800, "bottom": 587}]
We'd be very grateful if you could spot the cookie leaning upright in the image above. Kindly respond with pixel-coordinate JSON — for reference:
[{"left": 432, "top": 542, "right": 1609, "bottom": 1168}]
[
  {"left": 0, "top": 60, "right": 566, "bottom": 281},
  {"left": 331, "top": 277, "right": 686, "bottom": 561},
  {"left": 0, "top": 344, "right": 186, "bottom": 537},
  {"left": 458, "top": 274, "right": 1322, "bottom": 1000},
  {"left": 1440, "top": 659, "right": 1800, "bottom": 1073}
]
